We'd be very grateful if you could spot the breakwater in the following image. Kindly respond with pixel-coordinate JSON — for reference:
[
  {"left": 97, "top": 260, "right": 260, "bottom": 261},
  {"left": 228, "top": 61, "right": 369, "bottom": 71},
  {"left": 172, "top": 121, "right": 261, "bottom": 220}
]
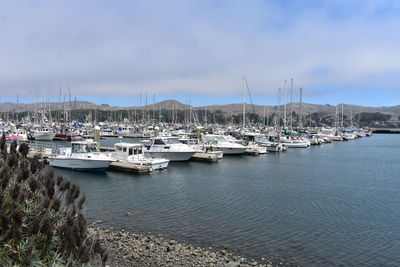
[{"left": 372, "top": 128, "right": 400, "bottom": 133}]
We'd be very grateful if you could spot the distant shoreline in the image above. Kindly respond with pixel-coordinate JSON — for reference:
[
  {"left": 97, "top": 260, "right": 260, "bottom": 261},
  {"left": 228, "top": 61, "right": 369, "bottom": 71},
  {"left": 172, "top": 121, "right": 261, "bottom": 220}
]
[{"left": 372, "top": 128, "right": 400, "bottom": 134}]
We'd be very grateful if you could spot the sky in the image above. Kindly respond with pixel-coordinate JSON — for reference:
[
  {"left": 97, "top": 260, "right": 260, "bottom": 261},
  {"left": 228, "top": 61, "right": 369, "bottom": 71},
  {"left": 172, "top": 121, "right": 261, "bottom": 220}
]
[{"left": 1, "top": 0, "right": 400, "bottom": 107}]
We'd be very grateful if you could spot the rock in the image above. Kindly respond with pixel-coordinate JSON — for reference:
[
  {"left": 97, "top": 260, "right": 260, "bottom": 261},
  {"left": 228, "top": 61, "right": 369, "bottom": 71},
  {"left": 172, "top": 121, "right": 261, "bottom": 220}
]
[
  {"left": 88, "top": 226, "right": 287, "bottom": 267},
  {"left": 89, "top": 220, "right": 104, "bottom": 226}
]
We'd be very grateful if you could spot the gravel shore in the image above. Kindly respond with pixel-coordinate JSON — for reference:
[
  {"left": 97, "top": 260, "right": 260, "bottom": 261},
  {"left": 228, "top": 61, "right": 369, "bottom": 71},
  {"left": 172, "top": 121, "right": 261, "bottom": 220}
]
[{"left": 88, "top": 226, "right": 293, "bottom": 267}]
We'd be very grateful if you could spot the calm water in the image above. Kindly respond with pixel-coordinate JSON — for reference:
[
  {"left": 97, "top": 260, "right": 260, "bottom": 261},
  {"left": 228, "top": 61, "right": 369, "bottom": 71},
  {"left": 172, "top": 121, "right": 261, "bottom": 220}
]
[{"left": 54, "top": 134, "right": 400, "bottom": 266}]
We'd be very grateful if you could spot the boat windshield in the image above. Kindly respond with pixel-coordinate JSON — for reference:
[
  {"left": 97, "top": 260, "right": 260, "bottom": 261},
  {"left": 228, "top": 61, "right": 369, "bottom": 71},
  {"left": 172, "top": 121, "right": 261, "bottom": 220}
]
[
  {"left": 72, "top": 143, "right": 99, "bottom": 153},
  {"left": 163, "top": 138, "right": 181, "bottom": 144},
  {"left": 216, "top": 136, "right": 226, "bottom": 142}
]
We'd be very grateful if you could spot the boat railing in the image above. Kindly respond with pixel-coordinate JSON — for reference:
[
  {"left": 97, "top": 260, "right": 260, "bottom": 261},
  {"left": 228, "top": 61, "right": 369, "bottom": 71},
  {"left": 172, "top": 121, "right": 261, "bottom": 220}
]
[{"left": 28, "top": 142, "right": 62, "bottom": 155}]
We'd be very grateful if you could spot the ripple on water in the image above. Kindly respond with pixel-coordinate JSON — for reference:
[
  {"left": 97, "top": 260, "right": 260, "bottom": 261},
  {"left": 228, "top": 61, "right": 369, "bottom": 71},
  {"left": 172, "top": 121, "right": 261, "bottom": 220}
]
[{"left": 57, "top": 135, "right": 400, "bottom": 266}]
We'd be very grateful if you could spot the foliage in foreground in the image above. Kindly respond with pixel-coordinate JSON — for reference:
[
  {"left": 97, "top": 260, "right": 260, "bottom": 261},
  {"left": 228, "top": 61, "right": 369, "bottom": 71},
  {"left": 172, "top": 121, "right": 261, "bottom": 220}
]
[{"left": 0, "top": 138, "right": 107, "bottom": 266}]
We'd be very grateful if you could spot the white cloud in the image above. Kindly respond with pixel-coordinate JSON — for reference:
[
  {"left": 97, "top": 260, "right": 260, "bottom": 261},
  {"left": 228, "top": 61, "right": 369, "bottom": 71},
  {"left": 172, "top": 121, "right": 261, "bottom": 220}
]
[{"left": 0, "top": 0, "right": 400, "bottom": 101}]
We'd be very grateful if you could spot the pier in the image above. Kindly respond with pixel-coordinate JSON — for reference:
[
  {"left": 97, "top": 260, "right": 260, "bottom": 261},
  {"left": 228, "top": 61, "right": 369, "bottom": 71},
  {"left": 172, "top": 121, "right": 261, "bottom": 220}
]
[
  {"left": 372, "top": 128, "right": 400, "bottom": 134},
  {"left": 108, "top": 161, "right": 152, "bottom": 173}
]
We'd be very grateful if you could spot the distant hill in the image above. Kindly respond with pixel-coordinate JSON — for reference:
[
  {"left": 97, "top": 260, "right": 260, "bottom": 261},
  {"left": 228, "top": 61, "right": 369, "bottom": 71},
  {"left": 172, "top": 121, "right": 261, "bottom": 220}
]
[{"left": 1, "top": 99, "right": 399, "bottom": 123}]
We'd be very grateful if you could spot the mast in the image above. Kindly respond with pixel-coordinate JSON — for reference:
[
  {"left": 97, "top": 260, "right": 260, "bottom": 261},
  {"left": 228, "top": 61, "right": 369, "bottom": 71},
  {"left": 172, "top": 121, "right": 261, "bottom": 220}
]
[
  {"left": 159, "top": 105, "right": 161, "bottom": 123},
  {"left": 283, "top": 80, "right": 287, "bottom": 129},
  {"left": 290, "top": 78, "right": 293, "bottom": 129},
  {"left": 278, "top": 87, "right": 281, "bottom": 129},
  {"left": 242, "top": 76, "right": 246, "bottom": 129},
  {"left": 299, "top": 87, "right": 303, "bottom": 129},
  {"left": 204, "top": 106, "right": 207, "bottom": 127},
  {"left": 341, "top": 104, "right": 344, "bottom": 128},
  {"left": 263, "top": 105, "right": 266, "bottom": 127},
  {"left": 335, "top": 104, "right": 338, "bottom": 129},
  {"left": 152, "top": 94, "right": 155, "bottom": 122}
]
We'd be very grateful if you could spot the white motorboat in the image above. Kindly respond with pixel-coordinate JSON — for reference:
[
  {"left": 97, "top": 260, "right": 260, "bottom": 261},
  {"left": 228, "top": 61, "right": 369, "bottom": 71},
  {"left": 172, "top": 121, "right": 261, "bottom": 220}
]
[
  {"left": 202, "top": 135, "right": 247, "bottom": 155},
  {"left": 109, "top": 142, "right": 169, "bottom": 170},
  {"left": 280, "top": 137, "right": 310, "bottom": 148},
  {"left": 48, "top": 140, "right": 112, "bottom": 171},
  {"left": 254, "top": 136, "right": 287, "bottom": 152},
  {"left": 179, "top": 138, "right": 224, "bottom": 161},
  {"left": 342, "top": 132, "right": 356, "bottom": 140},
  {"left": 145, "top": 137, "right": 197, "bottom": 161},
  {"left": 33, "top": 126, "right": 56, "bottom": 141}
]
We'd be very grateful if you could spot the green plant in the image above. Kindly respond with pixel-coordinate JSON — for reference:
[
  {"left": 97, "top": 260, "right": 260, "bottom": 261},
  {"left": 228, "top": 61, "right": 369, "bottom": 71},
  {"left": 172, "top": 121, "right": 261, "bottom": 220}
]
[{"left": 0, "top": 140, "right": 107, "bottom": 266}]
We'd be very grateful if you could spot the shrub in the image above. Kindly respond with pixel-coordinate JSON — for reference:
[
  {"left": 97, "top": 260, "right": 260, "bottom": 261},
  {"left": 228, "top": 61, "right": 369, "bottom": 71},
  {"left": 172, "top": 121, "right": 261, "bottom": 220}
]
[{"left": 0, "top": 140, "right": 107, "bottom": 266}]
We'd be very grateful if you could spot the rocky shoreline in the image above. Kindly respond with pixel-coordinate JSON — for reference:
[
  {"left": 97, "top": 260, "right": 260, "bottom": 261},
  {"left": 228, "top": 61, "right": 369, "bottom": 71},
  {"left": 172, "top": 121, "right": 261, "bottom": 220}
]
[{"left": 88, "top": 226, "right": 294, "bottom": 267}]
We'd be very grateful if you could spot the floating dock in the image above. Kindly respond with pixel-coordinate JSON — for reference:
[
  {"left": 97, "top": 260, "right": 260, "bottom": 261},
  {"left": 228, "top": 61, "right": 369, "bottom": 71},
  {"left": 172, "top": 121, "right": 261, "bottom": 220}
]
[
  {"left": 191, "top": 152, "right": 222, "bottom": 162},
  {"left": 108, "top": 161, "right": 152, "bottom": 173},
  {"left": 372, "top": 128, "right": 400, "bottom": 134},
  {"left": 27, "top": 151, "right": 51, "bottom": 159}
]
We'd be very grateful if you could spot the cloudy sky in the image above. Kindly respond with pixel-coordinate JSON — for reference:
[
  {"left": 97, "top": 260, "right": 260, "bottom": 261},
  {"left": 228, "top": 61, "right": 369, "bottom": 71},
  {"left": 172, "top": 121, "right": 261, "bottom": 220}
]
[{"left": 1, "top": 0, "right": 400, "bottom": 107}]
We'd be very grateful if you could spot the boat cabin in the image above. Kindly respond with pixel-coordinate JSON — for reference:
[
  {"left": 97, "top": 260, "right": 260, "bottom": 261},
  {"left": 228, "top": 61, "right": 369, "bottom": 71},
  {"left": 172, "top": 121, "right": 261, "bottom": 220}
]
[
  {"left": 114, "top": 143, "right": 143, "bottom": 156},
  {"left": 150, "top": 137, "right": 181, "bottom": 146},
  {"left": 71, "top": 141, "right": 99, "bottom": 153}
]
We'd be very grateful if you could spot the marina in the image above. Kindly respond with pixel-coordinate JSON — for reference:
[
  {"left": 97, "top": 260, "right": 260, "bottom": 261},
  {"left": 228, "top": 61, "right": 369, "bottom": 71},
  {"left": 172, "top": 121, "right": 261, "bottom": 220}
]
[
  {"left": 49, "top": 133, "right": 399, "bottom": 266},
  {"left": 2, "top": 1, "right": 400, "bottom": 265}
]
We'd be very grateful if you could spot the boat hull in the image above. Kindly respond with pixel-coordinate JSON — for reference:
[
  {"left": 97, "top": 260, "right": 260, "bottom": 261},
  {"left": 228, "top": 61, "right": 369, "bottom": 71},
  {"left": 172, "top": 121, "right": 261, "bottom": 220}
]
[
  {"left": 146, "top": 151, "right": 195, "bottom": 161},
  {"left": 34, "top": 132, "right": 56, "bottom": 141},
  {"left": 280, "top": 142, "right": 310, "bottom": 148},
  {"left": 48, "top": 157, "right": 111, "bottom": 171}
]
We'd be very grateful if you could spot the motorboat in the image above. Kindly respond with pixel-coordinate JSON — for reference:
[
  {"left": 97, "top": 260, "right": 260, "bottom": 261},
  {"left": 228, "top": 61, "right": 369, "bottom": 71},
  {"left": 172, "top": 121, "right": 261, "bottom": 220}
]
[
  {"left": 145, "top": 137, "right": 197, "bottom": 161},
  {"left": 48, "top": 140, "right": 112, "bottom": 171},
  {"left": 202, "top": 135, "right": 247, "bottom": 155},
  {"left": 280, "top": 137, "right": 310, "bottom": 148},
  {"left": 179, "top": 138, "right": 224, "bottom": 161},
  {"left": 254, "top": 135, "right": 287, "bottom": 152},
  {"left": 109, "top": 142, "right": 169, "bottom": 170},
  {"left": 32, "top": 126, "right": 56, "bottom": 141}
]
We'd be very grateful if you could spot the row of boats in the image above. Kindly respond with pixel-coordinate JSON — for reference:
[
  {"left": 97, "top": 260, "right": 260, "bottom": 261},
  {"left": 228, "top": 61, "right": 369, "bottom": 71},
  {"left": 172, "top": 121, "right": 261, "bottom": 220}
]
[{"left": 43, "top": 128, "right": 372, "bottom": 171}]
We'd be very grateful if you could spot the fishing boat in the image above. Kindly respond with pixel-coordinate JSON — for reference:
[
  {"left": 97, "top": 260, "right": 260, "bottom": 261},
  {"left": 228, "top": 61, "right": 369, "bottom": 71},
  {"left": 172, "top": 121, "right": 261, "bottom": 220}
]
[
  {"left": 109, "top": 142, "right": 169, "bottom": 170},
  {"left": 32, "top": 126, "right": 56, "bottom": 141},
  {"left": 48, "top": 140, "right": 112, "bottom": 171}
]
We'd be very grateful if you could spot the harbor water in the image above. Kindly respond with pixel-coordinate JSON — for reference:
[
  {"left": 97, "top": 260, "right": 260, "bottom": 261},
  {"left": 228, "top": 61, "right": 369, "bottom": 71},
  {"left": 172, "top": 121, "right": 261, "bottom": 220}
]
[{"left": 54, "top": 134, "right": 400, "bottom": 266}]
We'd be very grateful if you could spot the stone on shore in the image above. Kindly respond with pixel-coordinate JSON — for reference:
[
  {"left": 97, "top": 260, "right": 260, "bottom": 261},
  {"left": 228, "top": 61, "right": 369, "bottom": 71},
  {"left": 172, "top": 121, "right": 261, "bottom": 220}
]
[{"left": 88, "top": 226, "right": 294, "bottom": 267}]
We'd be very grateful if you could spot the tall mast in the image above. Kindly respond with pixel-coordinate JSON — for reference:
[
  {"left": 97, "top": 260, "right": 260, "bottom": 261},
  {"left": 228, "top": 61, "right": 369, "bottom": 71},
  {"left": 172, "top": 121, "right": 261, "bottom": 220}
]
[
  {"left": 299, "top": 87, "right": 303, "bottom": 129},
  {"left": 335, "top": 104, "right": 338, "bottom": 129},
  {"left": 152, "top": 94, "right": 155, "bottom": 122},
  {"left": 341, "top": 104, "right": 344, "bottom": 128},
  {"left": 278, "top": 88, "right": 281, "bottom": 129},
  {"left": 204, "top": 106, "right": 207, "bottom": 127},
  {"left": 283, "top": 80, "right": 287, "bottom": 129},
  {"left": 290, "top": 78, "right": 293, "bottom": 129},
  {"left": 263, "top": 105, "right": 266, "bottom": 127},
  {"left": 242, "top": 76, "right": 246, "bottom": 129}
]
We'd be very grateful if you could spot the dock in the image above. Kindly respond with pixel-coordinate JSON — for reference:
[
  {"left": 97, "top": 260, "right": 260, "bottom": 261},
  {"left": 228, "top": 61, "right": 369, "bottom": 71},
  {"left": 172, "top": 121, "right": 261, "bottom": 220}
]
[
  {"left": 108, "top": 161, "right": 152, "bottom": 173},
  {"left": 191, "top": 152, "right": 222, "bottom": 162},
  {"left": 27, "top": 151, "right": 51, "bottom": 159},
  {"left": 372, "top": 128, "right": 400, "bottom": 134}
]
